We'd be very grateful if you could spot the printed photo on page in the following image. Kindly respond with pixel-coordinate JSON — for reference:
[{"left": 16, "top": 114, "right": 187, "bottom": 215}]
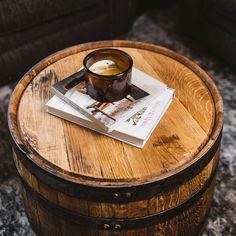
[{"left": 52, "top": 68, "right": 168, "bottom": 132}]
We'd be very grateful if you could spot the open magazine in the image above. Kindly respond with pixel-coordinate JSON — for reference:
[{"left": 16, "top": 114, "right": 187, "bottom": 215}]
[
  {"left": 52, "top": 68, "right": 168, "bottom": 132},
  {"left": 46, "top": 88, "right": 175, "bottom": 148}
]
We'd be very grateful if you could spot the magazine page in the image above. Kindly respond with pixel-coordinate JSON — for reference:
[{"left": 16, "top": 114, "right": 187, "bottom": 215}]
[
  {"left": 52, "top": 68, "right": 167, "bottom": 132},
  {"left": 116, "top": 88, "right": 175, "bottom": 140},
  {"left": 46, "top": 88, "right": 174, "bottom": 147}
]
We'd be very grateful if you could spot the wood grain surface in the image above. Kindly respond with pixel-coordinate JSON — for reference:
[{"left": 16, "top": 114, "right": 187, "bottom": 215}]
[
  {"left": 9, "top": 41, "right": 223, "bottom": 186},
  {"left": 8, "top": 41, "right": 223, "bottom": 235},
  {"left": 21, "top": 172, "right": 216, "bottom": 236},
  {"left": 13, "top": 147, "right": 220, "bottom": 218}
]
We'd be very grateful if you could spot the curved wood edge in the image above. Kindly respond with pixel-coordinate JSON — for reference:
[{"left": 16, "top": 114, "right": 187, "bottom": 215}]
[
  {"left": 18, "top": 161, "right": 217, "bottom": 231},
  {"left": 12, "top": 123, "right": 221, "bottom": 203},
  {"left": 13, "top": 148, "right": 219, "bottom": 218},
  {"left": 8, "top": 40, "right": 224, "bottom": 187}
]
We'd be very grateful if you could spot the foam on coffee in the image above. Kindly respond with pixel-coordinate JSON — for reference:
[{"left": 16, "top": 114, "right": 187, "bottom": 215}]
[{"left": 90, "top": 60, "right": 124, "bottom": 76}]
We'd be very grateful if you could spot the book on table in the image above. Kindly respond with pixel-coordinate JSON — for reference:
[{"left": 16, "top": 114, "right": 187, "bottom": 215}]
[
  {"left": 46, "top": 67, "right": 174, "bottom": 148},
  {"left": 51, "top": 68, "right": 169, "bottom": 133},
  {"left": 46, "top": 88, "right": 174, "bottom": 148}
]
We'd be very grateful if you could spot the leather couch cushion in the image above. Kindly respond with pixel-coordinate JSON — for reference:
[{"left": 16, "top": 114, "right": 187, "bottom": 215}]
[
  {"left": 213, "top": 0, "right": 236, "bottom": 18},
  {"left": 0, "top": 0, "right": 108, "bottom": 54},
  {"left": 0, "top": 0, "right": 96, "bottom": 36},
  {"left": 0, "top": 0, "right": 138, "bottom": 85},
  {"left": 180, "top": 0, "right": 236, "bottom": 67},
  {"left": 207, "top": 0, "right": 236, "bottom": 36},
  {"left": 0, "top": 16, "right": 111, "bottom": 83}
]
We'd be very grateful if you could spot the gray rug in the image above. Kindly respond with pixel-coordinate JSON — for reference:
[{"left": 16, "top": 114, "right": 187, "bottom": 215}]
[{"left": 0, "top": 6, "right": 235, "bottom": 236}]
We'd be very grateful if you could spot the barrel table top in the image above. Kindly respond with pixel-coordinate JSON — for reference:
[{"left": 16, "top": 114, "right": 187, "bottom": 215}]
[{"left": 8, "top": 40, "right": 223, "bottom": 188}]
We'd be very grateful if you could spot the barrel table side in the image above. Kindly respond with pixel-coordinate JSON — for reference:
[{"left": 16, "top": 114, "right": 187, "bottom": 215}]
[
  {"left": 8, "top": 41, "right": 224, "bottom": 236},
  {"left": 13, "top": 148, "right": 220, "bottom": 219},
  {"left": 21, "top": 170, "right": 216, "bottom": 236}
]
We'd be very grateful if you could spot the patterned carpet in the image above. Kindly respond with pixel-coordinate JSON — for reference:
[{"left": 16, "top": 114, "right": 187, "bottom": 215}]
[{"left": 0, "top": 6, "right": 236, "bottom": 236}]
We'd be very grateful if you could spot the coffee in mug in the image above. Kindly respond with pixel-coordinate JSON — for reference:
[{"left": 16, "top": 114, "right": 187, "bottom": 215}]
[
  {"left": 83, "top": 48, "right": 133, "bottom": 102},
  {"left": 56, "top": 48, "right": 133, "bottom": 102}
]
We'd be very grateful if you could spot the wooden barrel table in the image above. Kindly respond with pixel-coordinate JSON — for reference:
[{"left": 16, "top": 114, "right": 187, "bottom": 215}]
[{"left": 8, "top": 41, "right": 223, "bottom": 236}]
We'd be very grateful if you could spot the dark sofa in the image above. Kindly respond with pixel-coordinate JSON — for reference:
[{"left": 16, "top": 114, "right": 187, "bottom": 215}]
[
  {"left": 180, "top": 0, "right": 236, "bottom": 68},
  {"left": 0, "top": 0, "right": 138, "bottom": 86}
]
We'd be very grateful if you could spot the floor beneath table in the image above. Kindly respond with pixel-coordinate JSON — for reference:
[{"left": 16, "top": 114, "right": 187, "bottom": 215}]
[{"left": 0, "top": 5, "right": 236, "bottom": 236}]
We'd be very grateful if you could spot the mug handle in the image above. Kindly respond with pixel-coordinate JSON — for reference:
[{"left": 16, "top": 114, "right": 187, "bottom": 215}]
[{"left": 53, "top": 69, "right": 87, "bottom": 95}]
